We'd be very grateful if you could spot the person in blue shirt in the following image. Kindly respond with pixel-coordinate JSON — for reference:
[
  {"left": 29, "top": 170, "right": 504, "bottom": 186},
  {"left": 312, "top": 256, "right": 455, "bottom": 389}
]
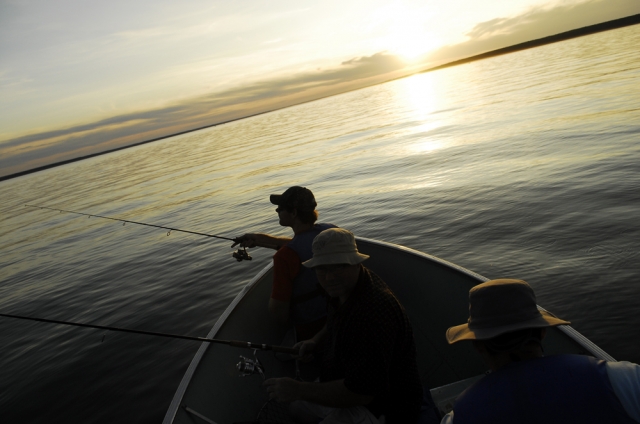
[
  {"left": 442, "top": 279, "right": 640, "bottom": 424},
  {"left": 233, "top": 186, "right": 336, "bottom": 340}
]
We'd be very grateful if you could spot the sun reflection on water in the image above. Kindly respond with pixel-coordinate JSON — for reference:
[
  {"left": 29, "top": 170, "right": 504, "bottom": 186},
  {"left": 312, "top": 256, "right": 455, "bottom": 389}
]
[
  {"left": 397, "top": 72, "right": 440, "bottom": 118},
  {"left": 386, "top": 72, "right": 452, "bottom": 156}
]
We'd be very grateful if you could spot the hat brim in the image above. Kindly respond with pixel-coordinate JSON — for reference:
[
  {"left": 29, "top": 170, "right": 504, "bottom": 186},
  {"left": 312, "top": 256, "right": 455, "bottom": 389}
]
[
  {"left": 302, "top": 251, "right": 369, "bottom": 268},
  {"left": 446, "top": 309, "right": 570, "bottom": 344},
  {"left": 270, "top": 194, "right": 283, "bottom": 205}
]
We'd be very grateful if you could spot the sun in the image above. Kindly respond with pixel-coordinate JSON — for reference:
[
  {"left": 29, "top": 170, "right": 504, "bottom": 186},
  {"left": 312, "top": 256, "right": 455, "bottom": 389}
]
[
  {"left": 390, "top": 34, "right": 441, "bottom": 62},
  {"left": 379, "top": 8, "right": 442, "bottom": 62}
]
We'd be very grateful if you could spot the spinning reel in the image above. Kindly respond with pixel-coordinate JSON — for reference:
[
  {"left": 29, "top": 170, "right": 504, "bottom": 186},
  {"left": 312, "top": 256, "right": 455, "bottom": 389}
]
[
  {"left": 237, "top": 349, "right": 265, "bottom": 379},
  {"left": 232, "top": 247, "right": 252, "bottom": 262}
]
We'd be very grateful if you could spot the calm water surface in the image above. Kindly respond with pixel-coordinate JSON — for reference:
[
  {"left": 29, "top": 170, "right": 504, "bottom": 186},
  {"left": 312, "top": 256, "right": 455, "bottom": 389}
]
[{"left": 1, "top": 25, "right": 639, "bottom": 422}]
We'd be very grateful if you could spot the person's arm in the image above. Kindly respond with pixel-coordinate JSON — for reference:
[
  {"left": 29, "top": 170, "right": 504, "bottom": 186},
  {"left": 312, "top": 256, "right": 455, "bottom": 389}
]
[
  {"left": 263, "top": 378, "right": 373, "bottom": 407},
  {"left": 440, "top": 411, "right": 454, "bottom": 424},
  {"left": 309, "top": 324, "right": 328, "bottom": 345},
  {"left": 606, "top": 361, "right": 640, "bottom": 422},
  {"left": 232, "top": 233, "right": 292, "bottom": 250},
  {"left": 292, "top": 325, "right": 328, "bottom": 361}
]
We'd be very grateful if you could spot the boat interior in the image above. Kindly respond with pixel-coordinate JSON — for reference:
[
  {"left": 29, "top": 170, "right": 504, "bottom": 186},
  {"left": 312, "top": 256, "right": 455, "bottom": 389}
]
[{"left": 165, "top": 238, "right": 612, "bottom": 424}]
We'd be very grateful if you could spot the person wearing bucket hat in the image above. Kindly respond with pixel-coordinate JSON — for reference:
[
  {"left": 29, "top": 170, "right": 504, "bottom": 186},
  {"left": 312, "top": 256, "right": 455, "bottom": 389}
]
[
  {"left": 263, "top": 229, "right": 433, "bottom": 424},
  {"left": 233, "top": 186, "right": 337, "bottom": 340},
  {"left": 440, "top": 279, "right": 640, "bottom": 424}
]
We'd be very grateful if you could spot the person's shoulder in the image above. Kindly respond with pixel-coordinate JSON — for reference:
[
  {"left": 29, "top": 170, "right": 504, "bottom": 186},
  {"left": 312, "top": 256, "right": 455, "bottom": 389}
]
[
  {"left": 315, "top": 223, "right": 338, "bottom": 230},
  {"left": 605, "top": 361, "right": 640, "bottom": 393},
  {"left": 362, "top": 268, "right": 398, "bottom": 300},
  {"left": 356, "top": 267, "right": 406, "bottom": 317},
  {"left": 361, "top": 266, "right": 382, "bottom": 283},
  {"left": 364, "top": 267, "right": 386, "bottom": 285}
]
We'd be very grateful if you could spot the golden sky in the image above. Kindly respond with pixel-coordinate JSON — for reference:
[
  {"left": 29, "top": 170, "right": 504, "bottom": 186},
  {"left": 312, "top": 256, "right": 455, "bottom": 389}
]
[{"left": 1, "top": 0, "right": 638, "bottom": 177}]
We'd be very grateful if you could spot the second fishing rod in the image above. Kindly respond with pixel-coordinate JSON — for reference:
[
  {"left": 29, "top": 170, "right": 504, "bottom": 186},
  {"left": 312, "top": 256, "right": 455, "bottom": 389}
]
[
  {"left": 0, "top": 312, "right": 298, "bottom": 355},
  {"left": 24, "top": 204, "right": 253, "bottom": 261}
]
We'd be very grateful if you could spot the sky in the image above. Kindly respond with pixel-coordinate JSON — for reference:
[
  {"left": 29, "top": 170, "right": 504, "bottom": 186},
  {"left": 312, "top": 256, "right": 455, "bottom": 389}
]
[{"left": 1, "top": 0, "right": 639, "bottom": 177}]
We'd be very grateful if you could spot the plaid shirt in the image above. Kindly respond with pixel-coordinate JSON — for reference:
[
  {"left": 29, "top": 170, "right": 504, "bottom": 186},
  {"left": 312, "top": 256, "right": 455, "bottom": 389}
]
[{"left": 321, "top": 265, "right": 423, "bottom": 423}]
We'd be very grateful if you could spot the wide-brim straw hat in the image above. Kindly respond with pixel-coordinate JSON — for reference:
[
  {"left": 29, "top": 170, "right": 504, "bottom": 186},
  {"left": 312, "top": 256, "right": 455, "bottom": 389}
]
[
  {"left": 302, "top": 228, "right": 369, "bottom": 268},
  {"left": 446, "top": 279, "right": 570, "bottom": 344}
]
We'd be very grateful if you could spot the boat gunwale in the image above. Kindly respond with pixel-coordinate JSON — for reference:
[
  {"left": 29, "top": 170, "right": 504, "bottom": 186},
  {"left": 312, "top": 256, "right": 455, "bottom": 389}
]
[
  {"left": 162, "top": 261, "right": 274, "bottom": 424},
  {"left": 555, "top": 322, "right": 615, "bottom": 361},
  {"left": 355, "top": 236, "right": 491, "bottom": 284},
  {"left": 356, "top": 238, "right": 616, "bottom": 363}
]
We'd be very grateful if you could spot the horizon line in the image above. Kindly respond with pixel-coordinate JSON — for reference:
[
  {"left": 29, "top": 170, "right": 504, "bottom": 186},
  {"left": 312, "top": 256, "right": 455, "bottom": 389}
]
[{"left": 2, "top": 12, "right": 639, "bottom": 183}]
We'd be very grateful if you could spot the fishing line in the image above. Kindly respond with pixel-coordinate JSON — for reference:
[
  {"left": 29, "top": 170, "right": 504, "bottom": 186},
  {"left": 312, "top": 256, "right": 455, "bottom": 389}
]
[
  {"left": 0, "top": 313, "right": 298, "bottom": 354},
  {"left": 24, "top": 204, "right": 234, "bottom": 241},
  {"left": 24, "top": 204, "right": 252, "bottom": 260}
]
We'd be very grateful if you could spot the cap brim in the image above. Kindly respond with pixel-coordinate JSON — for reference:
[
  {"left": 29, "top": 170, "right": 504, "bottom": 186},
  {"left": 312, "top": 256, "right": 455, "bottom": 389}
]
[
  {"left": 302, "top": 252, "right": 369, "bottom": 268},
  {"left": 270, "top": 194, "right": 282, "bottom": 205},
  {"left": 446, "top": 310, "right": 570, "bottom": 344}
]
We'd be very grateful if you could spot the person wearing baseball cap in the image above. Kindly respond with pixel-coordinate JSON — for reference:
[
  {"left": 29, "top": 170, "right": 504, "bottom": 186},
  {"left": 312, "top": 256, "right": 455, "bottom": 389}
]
[
  {"left": 264, "top": 228, "right": 431, "bottom": 424},
  {"left": 441, "top": 279, "right": 640, "bottom": 424},
  {"left": 233, "top": 186, "right": 337, "bottom": 340}
]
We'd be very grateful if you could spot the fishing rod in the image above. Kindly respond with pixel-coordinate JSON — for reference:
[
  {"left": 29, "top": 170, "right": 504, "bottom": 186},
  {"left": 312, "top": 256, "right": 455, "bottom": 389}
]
[
  {"left": 24, "top": 204, "right": 252, "bottom": 261},
  {"left": 0, "top": 312, "right": 298, "bottom": 354}
]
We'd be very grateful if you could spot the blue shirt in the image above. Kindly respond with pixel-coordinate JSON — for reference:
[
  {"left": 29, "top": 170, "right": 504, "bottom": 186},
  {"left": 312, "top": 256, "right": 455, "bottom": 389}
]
[{"left": 441, "top": 355, "right": 640, "bottom": 424}]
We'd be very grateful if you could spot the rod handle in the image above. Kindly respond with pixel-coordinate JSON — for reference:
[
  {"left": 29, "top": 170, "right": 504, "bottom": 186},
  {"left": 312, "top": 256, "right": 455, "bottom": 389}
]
[{"left": 228, "top": 340, "right": 299, "bottom": 355}]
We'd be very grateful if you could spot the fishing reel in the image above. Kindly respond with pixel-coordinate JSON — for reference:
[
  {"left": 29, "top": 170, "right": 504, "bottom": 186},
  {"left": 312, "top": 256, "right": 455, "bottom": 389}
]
[
  {"left": 237, "top": 349, "right": 265, "bottom": 379},
  {"left": 233, "top": 247, "right": 252, "bottom": 262}
]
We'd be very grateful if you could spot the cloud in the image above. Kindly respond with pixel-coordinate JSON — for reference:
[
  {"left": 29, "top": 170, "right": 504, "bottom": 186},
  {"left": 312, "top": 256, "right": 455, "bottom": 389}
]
[
  {"left": 426, "top": 0, "right": 640, "bottom": 64},
  {"left": 199, "top": 52, "right": 405, "bottom": 102},
  {"left": 0, "top": 51, "right": 407, "bottom": 178}
]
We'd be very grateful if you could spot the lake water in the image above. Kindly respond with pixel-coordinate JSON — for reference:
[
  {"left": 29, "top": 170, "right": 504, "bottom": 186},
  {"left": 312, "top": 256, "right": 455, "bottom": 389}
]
[{"left": 1, "top": 25, "right": 639, "bottom": 423}]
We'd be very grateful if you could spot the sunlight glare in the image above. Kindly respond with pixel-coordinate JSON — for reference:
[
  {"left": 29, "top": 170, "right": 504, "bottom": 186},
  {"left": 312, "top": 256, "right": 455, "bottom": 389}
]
[
  {"left": 376, "top": 3, "right": 443, "bottom": 62},
  {"left": 389, "top": 29, "right": 442, "bottom": 62}
]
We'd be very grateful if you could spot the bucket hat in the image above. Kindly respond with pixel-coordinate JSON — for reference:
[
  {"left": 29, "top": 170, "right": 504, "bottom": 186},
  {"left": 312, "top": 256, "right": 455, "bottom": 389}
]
[
  {"left": 270, "top": 186, "right": 317, "bottom": 212},
  {"left": 302, "top": 228, "right": 369, "bottom": 268},
  {"left": 446, "top": 279, "right": 570, "bottom": 344}
]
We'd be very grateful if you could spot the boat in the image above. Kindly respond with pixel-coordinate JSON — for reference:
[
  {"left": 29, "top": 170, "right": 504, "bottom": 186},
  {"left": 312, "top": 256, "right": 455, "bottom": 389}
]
[{"left": 163, "top": 237, "right": 615, "bottom": 424}]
